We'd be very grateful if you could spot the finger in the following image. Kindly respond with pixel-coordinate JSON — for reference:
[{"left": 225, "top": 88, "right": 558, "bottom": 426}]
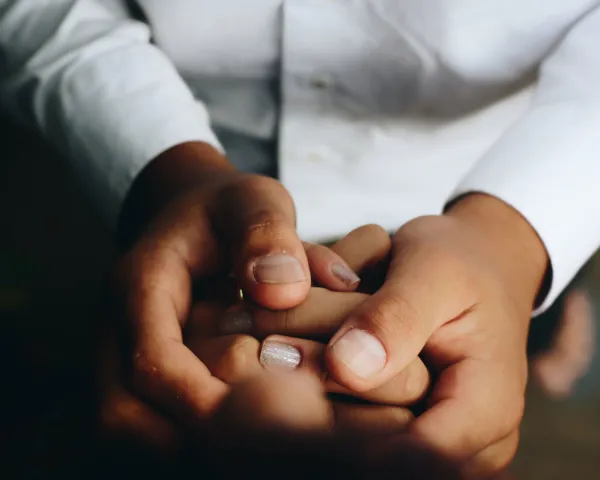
[
  {"left": 325, "top": 237, "right": 473, "bottom": 391},
  {"left": 96, "top": 329, "right": 180, "bottom": 456},
  {"left": 330, "top": 224, "right": 392, "bottom": 294},
  {"left": 219, "top": 287, "right": 367, "bottom": 339},
  {"left": 409, "top": 358, "right": 525, "bottom": 462},
  {"left": 256, "top": 334, "right": 430, "bottom": 406},
  {"left": 461, "top": 431, "right": 519, "bottom": 480},
  {"left": 188, "top": 335, "right": 263, "bottom": 384},
  {"left": 303, "top": 242, "right": 361, "bottom": 291},
  {"left": 189, "top": 335, "right": 324, "bottom": 384},
  {"left": 259, "top": 336, "right": 431, "bottom": 408},
  {"left": 304, "top": 224, "right": 392, "bottom": 292},
  {"left": 193, "top": 331, "right": 429, "bottom": 406},
  {"left": 326, "top": 356, "right": 431, "bottom": 406},
  {"left": 329, "top": 224, "right": 392, "bottom": 273},
  {"left": 208, "top": 175, "right": 310, "bottom": 309},
  {"left": 121, "top": 244, "right": 228, "bottom": 422},
  {"left": 185, "top": 302, "right": 227, "bottom": 339},
  {"left": 332, "top": 402, "right": 414, "bottom": 436}
]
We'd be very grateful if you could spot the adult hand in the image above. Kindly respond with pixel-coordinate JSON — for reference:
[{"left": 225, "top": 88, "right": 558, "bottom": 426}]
[
  {"left": 257, "top": 194, "right": 549, "bottom": 478},
  {"left": 111, "top": 141, "right": 360, "bottom": 425}
]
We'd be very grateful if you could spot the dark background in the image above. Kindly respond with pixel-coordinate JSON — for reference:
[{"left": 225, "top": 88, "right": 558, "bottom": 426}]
[{"left": 1, "top": 115, "right": 599, "bottom": 479}]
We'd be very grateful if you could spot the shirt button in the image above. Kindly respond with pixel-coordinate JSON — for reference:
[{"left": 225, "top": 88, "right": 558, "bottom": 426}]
[{"left": 309, "top": 72, "right": 333, "bottom": 90}]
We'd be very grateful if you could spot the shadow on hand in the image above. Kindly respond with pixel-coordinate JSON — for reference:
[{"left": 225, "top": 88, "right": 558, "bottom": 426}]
[{"left": 95, "top": 370, "right": 462, "bottom": 480}]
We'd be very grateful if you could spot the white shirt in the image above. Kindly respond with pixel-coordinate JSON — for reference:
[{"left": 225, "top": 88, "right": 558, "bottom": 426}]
[{"left": 2, "top": 0, "right": 600, "bottom": 313}]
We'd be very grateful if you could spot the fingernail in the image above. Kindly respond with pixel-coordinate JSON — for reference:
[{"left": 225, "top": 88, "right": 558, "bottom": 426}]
[
  {"left": 219, "top": 310, "right": 253, "bottom": 334},
  {"left": 253, "top": 254, "right": 307, "bottom": 284},
  {"left": 260, "top": 342, "right": 301, "bottom": 370},
  {"left": 331, "top": 263, "right": 360, "bottom": 287},
  {"left": 330, "top": 329, "right": 386, "bottom": 379}
]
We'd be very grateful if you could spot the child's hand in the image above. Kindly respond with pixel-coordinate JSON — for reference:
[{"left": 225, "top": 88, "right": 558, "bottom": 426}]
[{"left": 253, "top": 194, "right": 549, "bottom": 478}]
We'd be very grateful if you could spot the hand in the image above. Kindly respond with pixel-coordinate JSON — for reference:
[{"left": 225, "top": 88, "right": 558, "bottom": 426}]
[
  {"left": 98, "top": 368, "right": 461, "bottom": 479},
  {"left": 110, "top": 142, "right": 361, "bottom": 425},
  {"left": 191, "top": 225, "right": 429, "bottom": 437},
  {"left": 98, "top": 226, "right": 430, "bottom": 453},
  {"left": 203, "top": 370, "right": 463, "bottom": 480},
  {"left": 257, "top": 194, "right": 549, "bottom": 478}
]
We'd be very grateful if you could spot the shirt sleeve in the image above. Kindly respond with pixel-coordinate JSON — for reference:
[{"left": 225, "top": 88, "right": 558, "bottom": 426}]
[
  {"left": 450, "top": 5, "right": 600, "bottom": 314},
  {"left": 0, "top": 0, "right": 223, "bottom": 229}
]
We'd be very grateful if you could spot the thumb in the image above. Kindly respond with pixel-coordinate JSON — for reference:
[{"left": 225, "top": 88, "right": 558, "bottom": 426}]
[
  {"left": 209, "top": 175, "right": 310, "bottom": 310},
  {"left": 325, "top": 242, "right": 469, "bottom": 392}
]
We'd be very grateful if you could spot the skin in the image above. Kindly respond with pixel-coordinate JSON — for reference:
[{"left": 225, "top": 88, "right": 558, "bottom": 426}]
[
  {"left": 204, "top": 370, "right": 464, "bottom": 480},
  {"left": 99, "top": 226, "right": 429, "bottom": 451},
  {"left": 98, "top": 370, "right": 462, "bottom": 480},
  {"left": 251, "top": 194, "right": 548, "bottom": 478},
  {"left": 108, "top": 141, "right": 549, "bottom": 478},
  {"left": 110, "top": 141, "right": 359, "bottom": 428}
]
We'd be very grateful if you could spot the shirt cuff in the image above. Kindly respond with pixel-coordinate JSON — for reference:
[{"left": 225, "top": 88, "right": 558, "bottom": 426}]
[
  {"left": 54, "top": 47, "right": 223, "bottom": 229},
  {"left": 450, "top": 104, "right": 600, "bottom": 315}
]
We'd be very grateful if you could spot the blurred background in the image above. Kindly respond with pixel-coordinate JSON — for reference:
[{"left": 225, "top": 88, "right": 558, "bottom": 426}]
[{"left": 1, "top": 114, "right": 599, "bottom": 479}]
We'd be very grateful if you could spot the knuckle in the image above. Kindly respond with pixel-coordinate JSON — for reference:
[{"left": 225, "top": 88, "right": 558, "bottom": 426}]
[
  {"left": 355, "top": 223, "right": 389, "bottom": 241},
  {"left": 424, "top": 244, "right": 468, "bottom": 279},
  {"left": 389, "top": 407, "right": 415, "bottom": 429},
  {"left": 505, "top": 432, "right": 520, "bottom": 465},
  {"left": 361, "top": 223, "right": 388, "bottom": 234},
  {"left": 470, "top": 432, "right": 520, "bottom": 479},
  {"left": 218, "top": 335, "right": 261, "bottom": 382},
  {"left": 237, "top": 174, "right": 283, "bottom": 193},
  {"left": 490, "top": 393, "right": 524, "bottom": 442},
  {"left": 246, "top": 209, "right": 289, "bottom": 235},
  {"left": 505, "top": 396, "right": 525, "bottom": 432},
  {"left": 254, "top": 308, "right": 296, "bottom": 335},
  {"left": 361, "top": 295, "right": 424, "bottom": 343},
  {"left": 360, "top": 223, "right": 392, "bottom": 247},
  {"left": 243, "top": 211, "right": 297, "bottom": 252},
  {"left": 279, "top": 307, "right": 297, "bottom": 332},
  {"left": 403, "top": 361, "right": 430, "bottom": 403},
  {"left": 362, "top": 225, "right": 392, "bottom": 259}
]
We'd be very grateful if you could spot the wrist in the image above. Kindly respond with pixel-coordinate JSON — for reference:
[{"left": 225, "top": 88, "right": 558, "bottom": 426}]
[
  {"left": 117, "top": 141, "right": 235, "bottom": 248},
  {"left": 446, "top": 193, "right": 550, "bottom": 308}
]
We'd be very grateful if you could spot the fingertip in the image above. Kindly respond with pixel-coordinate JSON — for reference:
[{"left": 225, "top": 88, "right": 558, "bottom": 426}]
[
  {"left": 250, "top": 252, "right": 309, "bottom": 285},
  {"left": 325, "top": 327, "right": 388, "bottom": 393},
  {"left": 324, "top": 283, "right": 434, "bottom": 394},
  {"left": 260, "top": 335, "right": 325, "bottom": 376},
  {"left": 330, "top": 224, "right": 392, "bottom": 273},
  {"left": 304, "top": 242, "right": 361, "bottom": 292},
  {"left": 240, "top": 251, "right": 311, "bottom": 309}
]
